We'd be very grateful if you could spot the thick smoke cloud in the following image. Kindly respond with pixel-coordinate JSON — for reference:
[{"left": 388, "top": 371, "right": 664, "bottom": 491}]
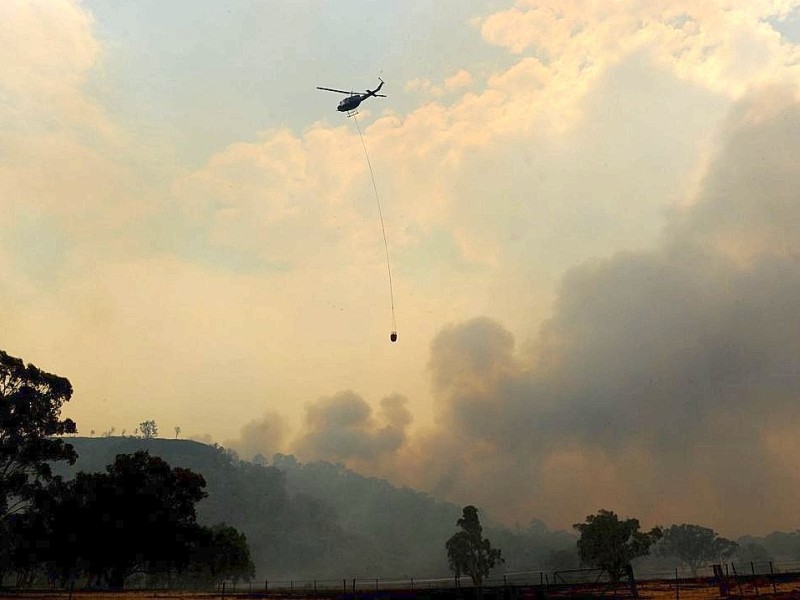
[
  {"left": 291, "top": 390, "right": 412, "bottom": 470},
  {"left": 399, "top": 85, "right": 800, "bottom": 536},
  {"left": 231, "top": 86, "right": 800, "bottom": 536},
  {"left": 227, "top": 412, "right": 288, "bottom": 462}
]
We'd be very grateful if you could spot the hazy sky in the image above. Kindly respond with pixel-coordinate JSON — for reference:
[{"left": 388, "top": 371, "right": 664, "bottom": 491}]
[{"left": 4, "top": 0, "right": 800, "bottom": 536}]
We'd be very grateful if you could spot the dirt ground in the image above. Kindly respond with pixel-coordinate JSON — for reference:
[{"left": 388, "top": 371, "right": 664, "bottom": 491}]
[{"left": 543, "top": 575, "right": 800, "bottom": 600}]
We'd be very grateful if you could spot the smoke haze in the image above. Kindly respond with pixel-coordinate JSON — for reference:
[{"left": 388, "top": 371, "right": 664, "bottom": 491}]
[
  {"left": 235, "top": 86, "right": 800, "bottom": 536},
  {"left": 6, "top": 0, "right": 800, "bottom": 541}
]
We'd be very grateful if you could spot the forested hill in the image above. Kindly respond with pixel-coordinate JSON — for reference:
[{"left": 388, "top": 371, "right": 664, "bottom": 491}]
[
  {"left": 270, "top": 453, "right": 460, "bottom": 576},
  {"left": 56, "top": 437, "right": 574, "bottom": 580},
  {"left": 268, "top": 453, "right": 577, "bottom": 575}
]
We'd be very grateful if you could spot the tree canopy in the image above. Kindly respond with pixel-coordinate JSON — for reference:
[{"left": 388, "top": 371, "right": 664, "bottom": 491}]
[
  {"left": 4, "top": 447, "right": 256, "bottom": 589},
  {"left": 186, "top": 523, "right": 255, "bottom": 585},
  {"left": 0, "top": 350, "right": 76, "bottom": 520},
  {"left": 83, "top": 451, "right": 207, "bottom": 587},
  {"left": 139, "top": 420, "right": 157, "bottom": 439},
  {"left": 574, "top": 509, "right": 662, "bottom": 582},
  {"left": 15, "top": 451, "right": 212, "bottom": 588},
  {"left": 445, "top": 505, "right": 503, "bottom": 586},
  {"left": 657, "top": 524, "right": 737, "bottom": 575}
]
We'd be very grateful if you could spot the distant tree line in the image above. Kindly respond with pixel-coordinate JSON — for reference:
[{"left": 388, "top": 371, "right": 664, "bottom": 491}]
[
  {"left": 92, "top": 419, "right": 180, "bottom": 439},
  {"left": 571, "top": 510, "right": 752, "bottom": 579},
  {"left": 277, "top": 455, "right": 798, "bottom": 580},
  {"left": 0, "top": 350, "right": 253, "bottom": 589},
  {"left": 445, "top": 506, "right": 746, "bottom": 585}
]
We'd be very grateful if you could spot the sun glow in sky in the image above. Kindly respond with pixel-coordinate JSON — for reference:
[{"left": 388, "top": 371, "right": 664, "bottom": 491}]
[{"left": 5, "top": 0, "right": 800, "bottom": 536}]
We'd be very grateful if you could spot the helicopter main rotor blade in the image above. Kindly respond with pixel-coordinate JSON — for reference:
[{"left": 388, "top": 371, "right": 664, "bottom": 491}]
[
  {"left": 317, "top": 86, "right": 352, "bottom": 94},
  {"left": 372, "top": 94, "right": 387, "bottom": 97}
]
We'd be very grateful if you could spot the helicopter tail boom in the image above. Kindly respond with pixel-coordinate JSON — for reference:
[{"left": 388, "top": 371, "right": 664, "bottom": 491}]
[{"left": 370, "top": 79, "right": 385, "bottom": 95}]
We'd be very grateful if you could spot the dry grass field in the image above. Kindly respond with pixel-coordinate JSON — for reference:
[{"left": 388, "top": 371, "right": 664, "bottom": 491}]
[{"left": 540, "top": 574, "right": 800, "bottom": 600}]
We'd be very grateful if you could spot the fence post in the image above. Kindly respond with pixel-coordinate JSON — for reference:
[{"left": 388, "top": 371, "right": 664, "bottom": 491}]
[
  {"left": 343, "top": 579, "right": 347, "bottom": 593},
  {"left": 769, "top": 561, "right": 777, "bottom": 594},
  {"left": 713, "top": 564, "right": 729, "bottom": 597},
  {"left": 675, "top": 568, "right": 680, "bottom": 600},
  {"left": 731, "top": 563, "right": 744, "bottom": 597},
  {"left": 411, "top": 578, "right": 414, "bottom": 589},
  {"left": 265, "top": 580, "right": 269, "bottom": 593},
  {"left": 221, "top": 581, "right": 226, "bottom": 600},
  {"left": 352, "top": 578, "right": 356, "bottom": 594},
  {"left": 751, "top": 561, "right": 760, "bottom": 596}
]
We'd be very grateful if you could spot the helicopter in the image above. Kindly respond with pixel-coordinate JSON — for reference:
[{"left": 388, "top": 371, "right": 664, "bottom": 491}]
[{"left": 317, "top": 78, "right": 386, "bottom": 113}]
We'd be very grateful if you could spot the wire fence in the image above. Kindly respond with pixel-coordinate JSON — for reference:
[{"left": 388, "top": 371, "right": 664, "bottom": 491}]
[
  {"left": 207, "top": 561, "right": 800, "bottom": 599},
  {"left": 5, "top": 561, "right": 800, "bottom": 600}
]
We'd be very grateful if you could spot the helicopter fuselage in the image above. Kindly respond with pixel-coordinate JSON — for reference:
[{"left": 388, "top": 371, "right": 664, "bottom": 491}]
[{"left": 337, "top": 95, "right": 363, "bottom": 112}]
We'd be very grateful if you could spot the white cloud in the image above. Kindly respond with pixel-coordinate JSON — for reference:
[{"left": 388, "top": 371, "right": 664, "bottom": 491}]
[
  {"left": 405, "top": 70, "right": 474, "bottom": 98},
  {"left": 0, "top": 0, "right": 100, "bottom": 122},
  {"left": 480, "top": 1, "right": 800, "bottom": 99}
]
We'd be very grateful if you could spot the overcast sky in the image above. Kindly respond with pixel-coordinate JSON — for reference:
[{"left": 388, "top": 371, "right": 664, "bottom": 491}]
[{"left": 4, "top": 0, "right": 800, "bottom": 536}]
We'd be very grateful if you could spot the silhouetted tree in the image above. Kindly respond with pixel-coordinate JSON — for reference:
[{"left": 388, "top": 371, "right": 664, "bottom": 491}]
[
  {"left": 7, "top": 450, "right": 262, "bottom": 589},
  {"left": 0, "top": 350, "right": 77, "bottom": 521},
  {"left": 8, "top": 475, "right": 86, "bottom": 586},
  {"left": 36, "top": 451, "right": 208, "bottom": 588},
  {"left": 139, "top": 420, "right": 157, "bottom": 439},
  {"left": 5, "top": 508, "right": 50, "bottom": 586},
  {"left": 574, "top": 509, "right": 661, "bottom": 582},
  {"left": 188, "top": 523, "right": 255, "bottom": 586},
  {"left": 657, "top": 524, "right": 737, "bottom": 576},
  {"left": 446, "top": 505, "right": 503, "bottom": 586}
]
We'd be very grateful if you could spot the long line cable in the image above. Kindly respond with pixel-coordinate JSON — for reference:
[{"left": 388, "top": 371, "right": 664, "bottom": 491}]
[{"left": 353, "top": 113, "right": 397, "bottom": 338}]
